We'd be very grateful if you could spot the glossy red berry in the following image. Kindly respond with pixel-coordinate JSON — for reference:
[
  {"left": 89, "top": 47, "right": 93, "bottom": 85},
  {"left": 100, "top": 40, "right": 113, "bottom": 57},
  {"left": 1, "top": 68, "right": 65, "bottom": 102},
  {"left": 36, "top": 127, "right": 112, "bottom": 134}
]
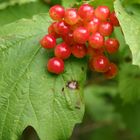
[
  {"left": 92, "top": 55, "right": 110, "bottom": 72},
  {"left": 71, "top": 44, "right": 87, "bottom": 58},
  {"left": 62, "top": 31, "right": 75, "bottom": 45},
  {"left": 99, "top": 22, "right": 114, "bottom": 36},
  {"left": 105, "top": 38, "right": 120, "bottom": 54},
  {"left": 56, "top": 21, "right": 70, "bottom": 35},
  {"left": 55, "top": 42, "right": 71, "bottom": 59},
  {"left": 40, "top": 34, "right": 56, "bottom": 49},
  {"left": 85, "top": 16, "right": 100, "bottom": 34},
  {"left": 110, "top": 11, "right": 119, "bottom": 26},
  {"left": 47, "top": 57, "right": 64, "bottom": 74},
  {"left": 49, "top": 5, "right": 65, "bottom": 21},
  {"left": 88, "top": 32, "right": 104, "bottom": 49},
  {"left": 95, "top": 6, "right": 110, "bottom": 21},
  {"left": 104, "top": 63, "right": 118, "bottom": 79},
  {"left": 73, "top": 27, "right": 90, "bottom": 44},
  {"left": 78, "top": 4, "right": 94, "bottom": 21},
  {"left": 48, "top": 22, "right": 60, "bottom": 38},
  {"left": 64, "top": 8, "right": 79, "bottom": 25}
]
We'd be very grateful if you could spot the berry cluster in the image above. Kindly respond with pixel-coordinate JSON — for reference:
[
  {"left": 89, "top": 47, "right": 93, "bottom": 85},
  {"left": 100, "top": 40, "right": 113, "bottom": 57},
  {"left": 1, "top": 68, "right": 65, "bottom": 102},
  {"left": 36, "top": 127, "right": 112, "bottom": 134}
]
[{"left": 40, "top": 4, "right": 120, "bottom": 79}]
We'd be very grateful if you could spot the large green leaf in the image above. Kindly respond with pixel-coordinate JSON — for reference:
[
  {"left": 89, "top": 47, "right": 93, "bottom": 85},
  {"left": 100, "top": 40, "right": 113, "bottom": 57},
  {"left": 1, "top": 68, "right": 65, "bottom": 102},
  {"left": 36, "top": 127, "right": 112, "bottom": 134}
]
[
  {"left": 0, "top": 1, "right": 49, "bottom": 26},
  {"left": 0, "top": 0, "right": 36, "bottom": 10},
  {"left": 0, "top": 13, "right": 87, "bottom": 140},
  {"left": 114, "top": 0, "right": 140, "bottom": 67}
]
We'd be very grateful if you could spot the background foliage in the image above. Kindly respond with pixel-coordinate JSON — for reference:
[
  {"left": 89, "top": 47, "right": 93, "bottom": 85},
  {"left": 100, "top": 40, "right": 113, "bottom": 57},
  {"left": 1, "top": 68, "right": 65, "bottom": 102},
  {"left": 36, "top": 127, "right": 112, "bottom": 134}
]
[{"left": 0, "top": 0, "right": 140, "bottom": 140}]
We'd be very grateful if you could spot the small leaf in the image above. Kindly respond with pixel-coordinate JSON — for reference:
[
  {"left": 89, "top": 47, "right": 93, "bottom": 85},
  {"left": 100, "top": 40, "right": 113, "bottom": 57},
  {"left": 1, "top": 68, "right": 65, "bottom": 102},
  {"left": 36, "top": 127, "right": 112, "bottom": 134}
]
[
  {"left": 119, "top": 64, "right": 140, "bottom": 102},
  {"left": 0, "top": 13, "right": 87, "bottom": 140},
  {"left": 114, "top": 0, "right": 140, "bottom": 67}
]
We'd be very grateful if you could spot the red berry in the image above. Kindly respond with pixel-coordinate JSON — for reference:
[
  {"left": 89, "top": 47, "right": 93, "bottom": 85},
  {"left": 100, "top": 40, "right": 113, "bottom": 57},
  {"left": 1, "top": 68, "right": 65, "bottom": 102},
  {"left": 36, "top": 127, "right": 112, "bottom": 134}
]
[
  {"left": 40, "top": 34, "right": 56, "bottom": 49},
  {"left": 78, "top": 4, "right": 94, "bottom": 21},
  {"left": 73, "top": 27, "right": 90, "bottom": 44},
  {"left": 49, "top": 5, "right": 65, "bottom": 21},
  {"left": 56, "top": 21, "right": 70, "bottom": 35},
  {"left": 99, "top": 22, "right": 114, "bottom": 36},
  {"left": 95, "top": 6, "right": 110, "bottom": 21},
  {"left": 88, "top": 32, "right": 104, "bottom": 49},
  {"left": 92, "top": 55, "right": 110, "bottom": 72},
  {"left": 110, "top": 11, "right": 119, "bottom": 26},
  {"left": 47, "top": 57, "right": 64, "bottom": 74},
  {"left": 71, "top": 44, "right": 87, "bottom": 58},
  {"left": 104, "top": 63, "right": 118, "bottom": 79},
  {"left": 64, "top": 8, "right": 79, "bottom": 25},
  {"left": 62, "top": 31, "right": 75, "bottom": 45},
  {"left": 55, "top": 42, "right": 71, "bottom": 59},
  {"left": 85, "top": 16, "right": 100, "bottom": 34},
  {"left": 48, "top": 22, "right": 60, "bottom": 38},
  {"left": 105, "top": 38, "right": 120, "bottom": 54}
]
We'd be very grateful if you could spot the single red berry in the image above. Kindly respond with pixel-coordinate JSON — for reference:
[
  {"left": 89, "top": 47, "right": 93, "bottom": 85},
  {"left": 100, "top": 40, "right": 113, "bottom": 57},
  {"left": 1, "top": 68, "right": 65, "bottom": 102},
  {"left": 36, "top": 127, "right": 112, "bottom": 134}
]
[
  {"left": 62, "top": 31, "right": 75, "bottom": 45},
  {"left": 78, "top": 4, "right": 94, "bottom": 21},
  {"left": 71, "top": 44, "right": 87, "bottom": 58},
  {"left": 40, "top": 34, "right": 56, "bottom": 49},
  {"left": 110, "top": 11, "right": 119, "bottom": 26},
  {"left": 85, "top": 16, "right": 100, "bottom": 34},
  {"left": 54, "top": 42, "right": 71, "bottom": 59},
  {"left": 47, "top": 57, "right": 64, "bottom": 74},
  {"left": 49, "top": 5, "right": 65, "bottom": 21},
  {"left": 105, "top": 38, "right": 120, "bottom": 54},
  {"left": 92, "top": 55, "right": 110, "bottom": 72},
  {"left": 88, "top": 32, "right": 104, "bottom": 49},
  {"left": 56, "top": 21, "right": 70, "bottom": 35},
  {"left": 95, "top": 6, "right": 110, "bottom": 21},
  {"left": 48, "top": 22, "right": 60, "bottom": 38},
  {"left": 99, "top": 22, "right": 114, "bottom": 36},
  {"left": 73, "top": 27, "right": 90, "bottom": 44},
  {"left": 104, "top": 63, "right": 118, "bottom": 79},
  {"left": 64, "top": 8, "right": 79, "bottom": 25}
]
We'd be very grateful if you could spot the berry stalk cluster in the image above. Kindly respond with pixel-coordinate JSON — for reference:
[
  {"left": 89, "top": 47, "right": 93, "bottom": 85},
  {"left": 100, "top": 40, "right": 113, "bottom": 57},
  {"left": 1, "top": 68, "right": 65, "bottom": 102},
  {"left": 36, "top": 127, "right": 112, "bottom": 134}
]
[{"left": 40, "top": 4, "right": 120, "bottom": 79}]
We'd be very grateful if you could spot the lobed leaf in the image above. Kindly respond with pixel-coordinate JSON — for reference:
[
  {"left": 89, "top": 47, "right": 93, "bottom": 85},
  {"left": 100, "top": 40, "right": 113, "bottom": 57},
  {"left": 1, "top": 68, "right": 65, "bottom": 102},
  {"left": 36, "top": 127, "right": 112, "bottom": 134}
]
[{"left": 0, "top": 13, "right": 87, "bottom": 140}]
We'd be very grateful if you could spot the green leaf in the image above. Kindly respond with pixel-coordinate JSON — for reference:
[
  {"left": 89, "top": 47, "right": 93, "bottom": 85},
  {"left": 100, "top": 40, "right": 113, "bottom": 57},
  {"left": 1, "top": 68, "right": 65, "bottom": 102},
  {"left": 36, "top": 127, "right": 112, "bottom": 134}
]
[
  {"left": 0, "top": 1, "right": 49, "bottom": 26},
  {"left": 0, "top": 13, "right": 87, "bottom": 140},
  {"left": 119, "top": 64, "right": 140, "bottom": 102},
  {"left": 114, "top": 0, "right": 140, "bottom": 67},
  {"left": 0, "top": 0, "right": 37, "bottom": 10}
]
